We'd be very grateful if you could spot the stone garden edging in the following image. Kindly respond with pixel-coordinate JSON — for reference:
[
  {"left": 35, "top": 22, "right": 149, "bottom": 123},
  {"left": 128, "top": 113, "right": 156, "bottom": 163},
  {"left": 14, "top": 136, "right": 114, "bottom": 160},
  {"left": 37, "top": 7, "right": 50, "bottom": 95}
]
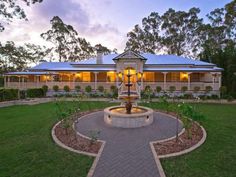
[
  {"left": 149, "top": 119, "right": 207, "bottom": 177},
  {"left": 51, "top": 112, "right": 107, "bottom": 177},
  {"left": 52, "top": 111, "right": 206, "bottom": 177}
]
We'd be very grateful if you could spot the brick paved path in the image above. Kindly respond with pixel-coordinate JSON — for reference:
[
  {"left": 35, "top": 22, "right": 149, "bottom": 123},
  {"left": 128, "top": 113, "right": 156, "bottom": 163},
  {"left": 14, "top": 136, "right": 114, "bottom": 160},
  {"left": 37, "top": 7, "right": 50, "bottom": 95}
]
[{"left": 75, "top": 111, "right": 183, "bottom": 177}]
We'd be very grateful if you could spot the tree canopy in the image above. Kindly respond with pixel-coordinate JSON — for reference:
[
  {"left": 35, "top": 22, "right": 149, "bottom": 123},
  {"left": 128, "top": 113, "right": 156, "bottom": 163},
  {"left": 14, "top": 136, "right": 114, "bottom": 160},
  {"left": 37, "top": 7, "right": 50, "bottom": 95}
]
[
  {"left": 0, "top": 0, "right": 43, "bottom": 32},
  {"left": 41, "top": 16, "right": 115, "bottom": 62},
  {"left": 126, "top": 0, "right": 236, "bottom": 95}
]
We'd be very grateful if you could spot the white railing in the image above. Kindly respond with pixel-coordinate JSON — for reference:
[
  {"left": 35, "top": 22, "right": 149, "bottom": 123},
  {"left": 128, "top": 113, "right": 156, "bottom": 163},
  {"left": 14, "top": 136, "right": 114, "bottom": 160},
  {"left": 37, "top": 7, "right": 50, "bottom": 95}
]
[{"left": 5, "top": 81, "right": 220, "bottom": 92}]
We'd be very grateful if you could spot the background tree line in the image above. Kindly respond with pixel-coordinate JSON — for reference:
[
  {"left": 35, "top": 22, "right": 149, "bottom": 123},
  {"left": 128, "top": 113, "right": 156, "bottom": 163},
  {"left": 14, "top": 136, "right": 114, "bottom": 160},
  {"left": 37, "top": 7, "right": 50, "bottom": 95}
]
[
  {"left": 0, "top": 15, "right": 116, "bottom": 74},
  {"left": 126, "top": 0, "right": 236, "bottom": 96},
  {"left": 0, "top": 0, "right": 235, "bottom": 95}
]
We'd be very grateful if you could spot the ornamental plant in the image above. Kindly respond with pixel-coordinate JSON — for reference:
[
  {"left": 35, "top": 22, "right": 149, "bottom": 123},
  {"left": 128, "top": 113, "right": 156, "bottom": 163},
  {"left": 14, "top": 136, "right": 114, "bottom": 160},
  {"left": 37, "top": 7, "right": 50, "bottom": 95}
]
[
  {"left": 156, "top": 86, "right": 162, "bottom": 93},
  {"left": 220, "top": 86, "right": 227, "bottom": 98},
  {"left": 64, "top": 85, "right": 70, "bottom": 92},
  {"left": 205, "top": 86, "right": 213, "bottom": 93},
  {"left": 194, "top": 86, "right": 200, "bottom": 93},
  {"left": 98, "top": 85, "right": 104, "bottom": 92},
  {"left": 169, "top": 86, "right": 176, "bottom": 93},
  {"left": 85, "top": 85, "right": 92, "bottom": 93},
  {"left": 75, "top": 85, "right": 81, "bottom": 92},
  {"left": 181, "top": 86, "right": 188, "bottom": 92},
  {"left": 42, "top": 85, "right": 48, "bottom": 96},
  {"left": 53, "top": 85, "right": 59, "bottom": 92},
  {"left": 89, "top": 130, "right": 101, "bottom": 145}
]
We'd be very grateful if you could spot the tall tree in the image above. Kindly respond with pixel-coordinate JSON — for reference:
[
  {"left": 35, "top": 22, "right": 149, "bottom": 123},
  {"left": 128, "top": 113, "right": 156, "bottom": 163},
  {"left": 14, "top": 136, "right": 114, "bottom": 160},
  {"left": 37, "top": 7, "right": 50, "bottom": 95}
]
[
  {"left": 126, "top": 12, "right": 162, "bottom": 53},
  {"left": 126, "top": 8, "right": 203, "bottom": 57},
  {"left": 0, "top": 0, "right": 43, "bottom": 32},
  {"left": 41, "top": 16, "right": 114, "bottom": 61},
  {"left": 199, "top": 1, "right": 236, "bottom": 95},
  {"left": 0, "top": 41, "right": 50, "bottom": 73},
  {"left": 41, "top": 16, "right": 79, "bottom": 62},
  {"left": 161, "top": 8, "right": 203, "bottom": 56}
]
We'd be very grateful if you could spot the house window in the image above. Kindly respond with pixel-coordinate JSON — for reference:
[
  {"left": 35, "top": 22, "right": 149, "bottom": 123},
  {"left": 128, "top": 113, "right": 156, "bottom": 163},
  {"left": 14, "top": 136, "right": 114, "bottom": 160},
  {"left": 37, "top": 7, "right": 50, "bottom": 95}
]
[
  {"left": 107, "top": 71, "right": 116, "bottom": 82},
  {"left": 180, "top": 72, "right": 188, "bottom": 82},
  {"left": 81, "top": 72, "right": 91, "bottom": 82},
  {"left": 97, "top": 72, "right": 107, "bottom": 82},
  {"left": 144, "top": 72, "right": 155, "bottom": 82},
  {"left": 155, "top": 72, "right": 163, "bottom": 82},
  {"left": 167, "top": 72, "right": 180, "bottom": 82},
  {"left": 190, "top": 73, "right": 201, "bottom": 82}
]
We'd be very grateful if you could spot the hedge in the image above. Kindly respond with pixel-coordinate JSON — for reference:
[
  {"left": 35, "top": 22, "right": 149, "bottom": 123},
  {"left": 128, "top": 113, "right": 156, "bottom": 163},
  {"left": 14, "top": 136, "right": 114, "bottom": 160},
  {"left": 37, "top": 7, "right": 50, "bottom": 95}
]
[
  {"left": 0, "top": 89, "right": 19, "bottom": 102},
  {"left": 26, "top": 88, "right": 44, "bottom": 98},
  {"left": 0, "top": 76, "right": 4, "bottom": 87}
]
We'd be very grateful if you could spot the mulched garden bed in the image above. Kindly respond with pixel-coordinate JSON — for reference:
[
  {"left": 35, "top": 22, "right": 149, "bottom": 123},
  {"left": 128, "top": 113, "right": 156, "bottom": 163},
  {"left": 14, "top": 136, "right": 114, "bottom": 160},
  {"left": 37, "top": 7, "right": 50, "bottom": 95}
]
[
  {"left": 154, "top": 120, "right": 203, "bottom": 156},
  {"left": 54, "top": 109, "right": 103, "bottom": 154}
]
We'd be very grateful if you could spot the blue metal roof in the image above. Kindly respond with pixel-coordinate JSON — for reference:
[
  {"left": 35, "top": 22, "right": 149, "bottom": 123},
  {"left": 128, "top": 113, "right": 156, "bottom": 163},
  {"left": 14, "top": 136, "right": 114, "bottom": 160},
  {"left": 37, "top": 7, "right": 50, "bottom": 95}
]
[
  {"left": 24, "top": 52, "right": 221, "bottom": 73},
  {"left": 71, "top": 54, "right": 118, "bottom": 64},
  {"left": 142, "top": 53, "right": 215, "bottom": 66},
  {"left": 144, "top": 67, "right": 223, "bottom": 72},
  {"left": 4, "top": 71, "right": 56, "bottom": 75}
]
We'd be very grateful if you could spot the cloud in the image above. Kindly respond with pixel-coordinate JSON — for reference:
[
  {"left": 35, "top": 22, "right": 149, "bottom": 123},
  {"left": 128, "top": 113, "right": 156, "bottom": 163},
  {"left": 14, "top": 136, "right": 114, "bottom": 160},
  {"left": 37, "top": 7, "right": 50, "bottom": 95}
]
[{"left": 0, "top": 0, "right": 126, "bottom": 51}]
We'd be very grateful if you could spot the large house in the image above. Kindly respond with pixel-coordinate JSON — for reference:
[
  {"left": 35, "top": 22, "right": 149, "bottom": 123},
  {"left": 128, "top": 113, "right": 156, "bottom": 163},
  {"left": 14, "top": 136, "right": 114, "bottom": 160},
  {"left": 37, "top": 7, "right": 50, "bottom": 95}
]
[{"left": 4, "top": 50, "right": 223, "bottom": 97}]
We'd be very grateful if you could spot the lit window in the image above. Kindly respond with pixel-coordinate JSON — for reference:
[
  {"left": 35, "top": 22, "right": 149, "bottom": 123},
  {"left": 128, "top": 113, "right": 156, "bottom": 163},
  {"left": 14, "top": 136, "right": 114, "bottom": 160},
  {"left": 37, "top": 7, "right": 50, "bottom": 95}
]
[{"left": 82, "top": 72, "right": 91, "bottom": 82}]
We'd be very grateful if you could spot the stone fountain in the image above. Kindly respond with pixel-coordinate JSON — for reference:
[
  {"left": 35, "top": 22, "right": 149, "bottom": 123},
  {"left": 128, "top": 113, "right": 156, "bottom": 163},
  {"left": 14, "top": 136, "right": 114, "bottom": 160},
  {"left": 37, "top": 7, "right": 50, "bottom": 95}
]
[{"left": 104, "top": 69, "right": 154, "bottom": 128}]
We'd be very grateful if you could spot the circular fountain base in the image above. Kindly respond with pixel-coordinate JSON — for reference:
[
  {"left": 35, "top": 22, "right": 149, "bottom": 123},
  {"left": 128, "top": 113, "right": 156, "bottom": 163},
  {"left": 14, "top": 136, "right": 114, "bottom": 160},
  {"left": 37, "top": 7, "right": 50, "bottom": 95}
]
[{"left": 104, "top": 106, "right": 154, "bottom": 128}]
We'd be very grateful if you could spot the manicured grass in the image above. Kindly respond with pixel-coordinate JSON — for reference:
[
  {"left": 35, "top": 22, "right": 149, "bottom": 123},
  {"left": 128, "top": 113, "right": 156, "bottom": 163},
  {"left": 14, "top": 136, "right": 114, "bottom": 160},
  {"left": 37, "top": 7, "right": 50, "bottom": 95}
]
[
  {"left": 1, "top": 102, "right": 236, "bottom": 177},
  {"left": 0, "top": 101, "right": 115, "bottom": 177},
  {"left": 143, "top": 103, "right": 236, "bottom": 177}
]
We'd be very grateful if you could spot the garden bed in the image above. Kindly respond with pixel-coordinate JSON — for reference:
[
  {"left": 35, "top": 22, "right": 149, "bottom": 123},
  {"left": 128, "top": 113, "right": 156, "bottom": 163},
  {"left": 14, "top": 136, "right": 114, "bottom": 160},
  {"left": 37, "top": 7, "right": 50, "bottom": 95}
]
[
  {"left": 54, "top": 110, "right": 103, "bottom": 154},
  {"left": 154, "top": 121, "right": 203, "bottom": 156}
]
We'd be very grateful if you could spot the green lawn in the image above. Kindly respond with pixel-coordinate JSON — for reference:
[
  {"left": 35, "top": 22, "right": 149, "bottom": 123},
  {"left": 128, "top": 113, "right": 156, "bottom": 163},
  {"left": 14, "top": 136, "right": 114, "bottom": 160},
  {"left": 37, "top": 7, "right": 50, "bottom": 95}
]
[
  {"left": 142, "top": 103, "right": 236, "bottom": 177},
  {"left": 0, "top": 101, "right": 115, "bottom": 177},
  {"left": 0, "top": 102, "right": 236, "bottom": 177}
]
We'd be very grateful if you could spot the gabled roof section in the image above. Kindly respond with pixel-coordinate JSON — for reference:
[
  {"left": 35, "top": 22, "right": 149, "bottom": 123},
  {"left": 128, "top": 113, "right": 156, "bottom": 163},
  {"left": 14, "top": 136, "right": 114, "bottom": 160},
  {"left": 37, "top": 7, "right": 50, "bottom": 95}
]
[{"left": 113, "top": 50, "right": 147, "bottom": 60}]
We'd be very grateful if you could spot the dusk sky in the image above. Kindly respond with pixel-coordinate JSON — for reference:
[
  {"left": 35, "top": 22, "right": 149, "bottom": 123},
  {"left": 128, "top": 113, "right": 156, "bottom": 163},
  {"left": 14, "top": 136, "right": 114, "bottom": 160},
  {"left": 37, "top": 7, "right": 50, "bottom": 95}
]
[{"left": 0, "top": 0, "right": 232, "bottom": 52}]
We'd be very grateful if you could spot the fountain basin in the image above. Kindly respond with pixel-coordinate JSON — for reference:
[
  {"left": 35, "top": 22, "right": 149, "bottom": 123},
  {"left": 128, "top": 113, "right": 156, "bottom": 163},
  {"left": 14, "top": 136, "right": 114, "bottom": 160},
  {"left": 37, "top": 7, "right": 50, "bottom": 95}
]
[{"left": 104, "top": 106, "right": 154, "bottom": 128}]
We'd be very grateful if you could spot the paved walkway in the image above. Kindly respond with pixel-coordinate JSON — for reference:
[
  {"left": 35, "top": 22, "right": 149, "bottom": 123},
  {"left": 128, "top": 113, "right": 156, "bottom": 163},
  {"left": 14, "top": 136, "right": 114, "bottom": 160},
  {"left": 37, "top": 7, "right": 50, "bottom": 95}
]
[{"left": 75, "top": 111, "right": 183, "bottom": 177}]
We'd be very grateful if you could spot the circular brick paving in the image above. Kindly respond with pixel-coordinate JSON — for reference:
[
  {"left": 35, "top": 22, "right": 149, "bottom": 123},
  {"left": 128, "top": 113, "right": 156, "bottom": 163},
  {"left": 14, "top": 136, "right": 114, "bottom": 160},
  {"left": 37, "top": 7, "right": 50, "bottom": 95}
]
[{"left": 75, "top": 111, "right": 183, "bottom": 177}]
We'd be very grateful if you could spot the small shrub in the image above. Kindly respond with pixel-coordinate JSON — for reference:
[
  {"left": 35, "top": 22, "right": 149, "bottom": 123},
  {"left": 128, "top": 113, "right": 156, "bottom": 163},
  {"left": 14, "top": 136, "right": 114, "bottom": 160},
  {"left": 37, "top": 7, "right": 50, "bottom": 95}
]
[
  {"left": 0, "top": 89, "right": 19, "bottom": 101},
  {"left": 211, "top": 94, "right": 219, "bottom": 99},
  {"left": 205, "top": 86, "right": 213, "bottom": 93},
  {"left": 19, "top": 90, "right": 26, "bottom": 99},
  {"left": 145, "top": 85, "right": 151, "bottom": 91},
  {"left": 181, "top": 86, "right": 188, "bottom": 92},
  {"left": 98, "top": 85, "right": 104, "bottom": 92},
  {"left": 89, "top": 130, "right": 100, "bottom": 145},
  {"left": 64, "top": 85, "right": 70, "bottom": 92},
  {"left": 183, "top": 93, "right": 193, "bottom": 99},
  {"left": 53, "top": 85, "right": 59, "bottom": 92},
  {"left": 227, "top": 95, "right": 234, "bottom": 102},
  {"left": 194, "top": 86, "right": 200, "bottom": 93},
  {"left": 0, "top": 76, "right": 4, "bottom": 87},
  {"left": 42, "top": 85, "right": 48, "bottom": 95},
  {"left": 110, "top": 85, "right": 118, "bottom": 98},
  {"left": 110, "top": 85, "right": 116, "bottom": 92},
  {"left": 199, "top": 95, "right": 207, "bottom": 100},
  {"left": 169, "top": 86, "right": 176, "bottom": 93},
  {"left": 26, "top": 88, "right": 44, "bottom": 98},
  {"left": 220, "top": 86, "right": 227, "bottom": 97},
  {"left": 156, "top": 86, "right": 162, "bottom": 93},
  {"left": 85, "top": 85, "right": 92, "bottom": 93},
  {"left": 75, "top": 85, "right": 81, "bottom": 92}
]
